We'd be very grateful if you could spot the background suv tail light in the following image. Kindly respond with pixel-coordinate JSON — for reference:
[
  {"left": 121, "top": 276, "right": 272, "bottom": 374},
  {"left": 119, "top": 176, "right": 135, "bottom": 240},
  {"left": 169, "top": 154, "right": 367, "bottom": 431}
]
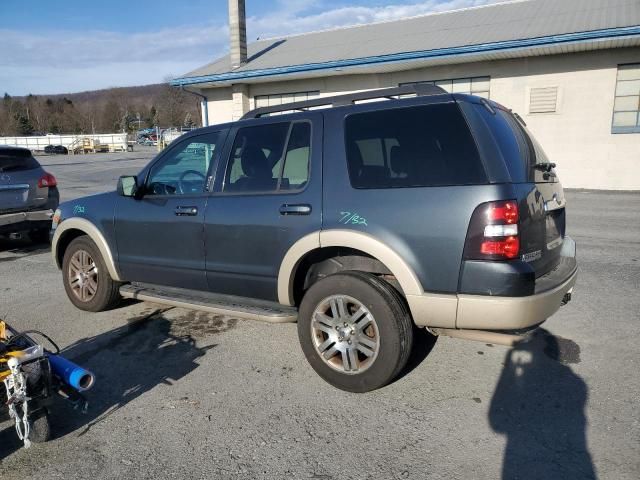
[
  {"left": 464, "top": 200, "right": 520, "bottom": 260},
  {"left": 38, "top": 172, "right": 57, "bottom": 188}
]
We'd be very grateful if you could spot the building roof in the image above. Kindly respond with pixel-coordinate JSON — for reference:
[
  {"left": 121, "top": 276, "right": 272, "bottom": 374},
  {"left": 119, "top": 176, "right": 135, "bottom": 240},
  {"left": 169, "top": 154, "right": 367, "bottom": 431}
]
[{"left": 172, "top": 0, "right": 640, "bottom": 87}]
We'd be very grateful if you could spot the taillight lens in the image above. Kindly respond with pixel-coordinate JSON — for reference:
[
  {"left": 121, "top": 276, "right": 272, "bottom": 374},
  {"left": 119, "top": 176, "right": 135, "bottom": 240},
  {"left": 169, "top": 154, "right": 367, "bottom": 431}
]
[
  {"left": 487, "top": 201, "right": 518, "bottom": 224},
  {"left": 38, "top": 172, "right": 57, "bottom": 188},
  {"left": 480, "top": 236, "right": 520, "bottom": 259},
  {"left": 464, "top": 200, "right": 520, "bottom": 260}
]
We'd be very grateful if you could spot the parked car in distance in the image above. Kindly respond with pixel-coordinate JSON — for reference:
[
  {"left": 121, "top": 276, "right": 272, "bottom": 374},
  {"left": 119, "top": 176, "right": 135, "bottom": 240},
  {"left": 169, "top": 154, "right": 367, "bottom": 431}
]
[
  {"left": 50, "top": 85, "right": 577, "bottom": 392},
  {"left": 44, "top": 145, "right": 68, "bottom": 155},
  {"left": 0, "top": 146, "right": 59, "bottom": 243}
]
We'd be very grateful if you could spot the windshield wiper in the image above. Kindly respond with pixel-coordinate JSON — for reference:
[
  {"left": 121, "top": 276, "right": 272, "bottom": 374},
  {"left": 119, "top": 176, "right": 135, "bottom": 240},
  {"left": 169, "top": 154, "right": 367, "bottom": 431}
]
[{"left": 532, "top": 162, "right": 556, "bottom": 172}]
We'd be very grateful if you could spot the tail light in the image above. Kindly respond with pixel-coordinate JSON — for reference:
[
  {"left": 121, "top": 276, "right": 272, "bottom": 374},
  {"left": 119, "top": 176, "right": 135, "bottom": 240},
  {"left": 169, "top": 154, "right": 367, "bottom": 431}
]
[
  {"left": 464, "top": 200, "right": 520, "bottom": 260},
  {"left": 38, "top": 172, "right": 57, "bottom": 188}
]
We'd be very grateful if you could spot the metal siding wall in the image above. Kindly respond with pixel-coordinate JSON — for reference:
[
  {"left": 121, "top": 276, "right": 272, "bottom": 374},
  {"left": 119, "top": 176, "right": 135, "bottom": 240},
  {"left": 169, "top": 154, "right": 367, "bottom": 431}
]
[{"left": 203, "top": 48, "right": 640, "bottom": 189}]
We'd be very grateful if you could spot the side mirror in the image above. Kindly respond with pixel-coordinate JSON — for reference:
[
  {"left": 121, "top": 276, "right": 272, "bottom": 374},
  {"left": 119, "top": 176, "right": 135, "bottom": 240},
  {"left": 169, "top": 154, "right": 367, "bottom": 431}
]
[{"left": 117, "top": 175, "right": 139, "bottom": 197}]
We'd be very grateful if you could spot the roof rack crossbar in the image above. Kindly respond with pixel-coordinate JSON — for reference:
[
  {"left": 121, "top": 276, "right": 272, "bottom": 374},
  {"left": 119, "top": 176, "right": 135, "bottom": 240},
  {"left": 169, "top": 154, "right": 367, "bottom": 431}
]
[{"left": 241, "top": 84, "right": 447, "bottom": 119}]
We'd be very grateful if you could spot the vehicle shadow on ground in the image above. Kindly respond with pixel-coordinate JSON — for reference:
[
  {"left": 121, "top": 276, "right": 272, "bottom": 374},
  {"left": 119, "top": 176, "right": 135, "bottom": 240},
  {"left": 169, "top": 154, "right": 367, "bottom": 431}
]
[
  {"left": 395, "top": 327, "right": 438, "bottom": 382},
  {"left": 0, "top": 236, "right": 50, "bottom": 257},
  {"left": 489, "top": 328, "right": 596, "bottom": 479},
  {"left": 0, "top": 308, "right": 234, "bottom": 461}
]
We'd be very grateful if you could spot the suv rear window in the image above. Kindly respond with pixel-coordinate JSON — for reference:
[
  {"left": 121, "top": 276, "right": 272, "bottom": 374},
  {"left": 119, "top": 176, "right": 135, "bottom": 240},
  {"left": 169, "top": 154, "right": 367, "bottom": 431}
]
[
  {"left": 0, "top": 149, "right": 40, "bottom": 172},
  {"left": 494, "top": 109, "right": 556, "bottom": 183},
  {"left": 345, "top": 103, "right": 486, "bottom": 189}
]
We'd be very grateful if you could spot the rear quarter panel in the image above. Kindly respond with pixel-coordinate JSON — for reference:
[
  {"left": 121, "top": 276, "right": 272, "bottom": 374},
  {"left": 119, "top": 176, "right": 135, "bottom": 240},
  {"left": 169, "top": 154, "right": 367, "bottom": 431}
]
[{"left": 322, "top": 103, "right": 516, "bottom": 294}]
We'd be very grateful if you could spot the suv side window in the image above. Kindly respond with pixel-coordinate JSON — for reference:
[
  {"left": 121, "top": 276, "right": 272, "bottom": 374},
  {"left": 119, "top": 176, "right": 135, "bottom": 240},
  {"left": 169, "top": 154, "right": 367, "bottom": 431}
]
[
  {"left": 345, "top": 104, "right": 487, "bottom": 188},
  {"left": 280, "top": 122, "right": 311, "bottom": 191},
  {"left": 146, "top": 132, "right": 221, "bottom": 195},
  {"left": 224, "top": 121, "right": 311, "bottom": 193}
]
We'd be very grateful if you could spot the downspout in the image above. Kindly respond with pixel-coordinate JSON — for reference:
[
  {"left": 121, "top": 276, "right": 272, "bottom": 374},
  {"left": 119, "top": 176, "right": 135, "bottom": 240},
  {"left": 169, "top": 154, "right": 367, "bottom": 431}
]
[{"left": 180, "top": 85, "right": 209, "bottom": 127}]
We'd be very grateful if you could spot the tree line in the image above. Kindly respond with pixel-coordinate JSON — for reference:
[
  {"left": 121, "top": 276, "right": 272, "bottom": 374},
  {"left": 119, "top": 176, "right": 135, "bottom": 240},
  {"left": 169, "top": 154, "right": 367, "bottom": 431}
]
[{"left": 0, "top": 83, "right": 202, "bottom": 137}]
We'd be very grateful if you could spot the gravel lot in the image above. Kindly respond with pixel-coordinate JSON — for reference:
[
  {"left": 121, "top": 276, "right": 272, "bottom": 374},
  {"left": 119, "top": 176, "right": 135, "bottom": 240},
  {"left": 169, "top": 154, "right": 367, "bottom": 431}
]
[{"left": 0, "top": 148, "right": 638, "bottom": 479}]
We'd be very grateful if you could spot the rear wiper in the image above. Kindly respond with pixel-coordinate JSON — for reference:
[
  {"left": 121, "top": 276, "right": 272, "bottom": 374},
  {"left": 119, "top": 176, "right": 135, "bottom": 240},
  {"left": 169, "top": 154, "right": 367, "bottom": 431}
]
[{"left": 532, "top": 162, "right": 556, "bottom": 172}]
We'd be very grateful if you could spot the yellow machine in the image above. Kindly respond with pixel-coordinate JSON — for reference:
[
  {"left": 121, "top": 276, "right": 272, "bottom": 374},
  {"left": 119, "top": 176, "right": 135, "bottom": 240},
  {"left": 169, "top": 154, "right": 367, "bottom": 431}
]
[{"left": 1, "top": 320, "right": 95, "bottom": 448}]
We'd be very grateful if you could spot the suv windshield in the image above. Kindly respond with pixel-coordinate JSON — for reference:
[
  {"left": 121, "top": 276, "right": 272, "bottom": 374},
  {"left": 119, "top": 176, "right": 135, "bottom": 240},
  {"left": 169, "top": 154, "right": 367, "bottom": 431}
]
[{"left": 0, "top": 149, "right": 40, "bottom": 172}]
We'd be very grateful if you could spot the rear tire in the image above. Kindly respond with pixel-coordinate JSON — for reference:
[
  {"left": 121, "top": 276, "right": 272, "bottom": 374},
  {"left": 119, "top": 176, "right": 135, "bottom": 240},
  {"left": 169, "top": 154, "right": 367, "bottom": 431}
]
[
  {"left": 62, "top": 236, "right": 121, "bottom": 312},
  {"left": 298, "top": 271, "right": 413, "bottom": 392}
]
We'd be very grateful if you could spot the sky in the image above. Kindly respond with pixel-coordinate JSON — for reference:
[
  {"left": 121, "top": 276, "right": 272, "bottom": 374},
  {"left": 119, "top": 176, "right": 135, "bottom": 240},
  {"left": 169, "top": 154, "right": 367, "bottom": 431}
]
[{"left": 0, "top": 0, "right": 505, "bottom": 96}]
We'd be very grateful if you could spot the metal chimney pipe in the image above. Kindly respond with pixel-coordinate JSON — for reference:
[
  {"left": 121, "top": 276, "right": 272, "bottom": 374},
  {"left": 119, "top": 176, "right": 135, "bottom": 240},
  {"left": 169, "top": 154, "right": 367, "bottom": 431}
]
[{"left": 229, "top": 0, "right": 247, "bottom": 69}]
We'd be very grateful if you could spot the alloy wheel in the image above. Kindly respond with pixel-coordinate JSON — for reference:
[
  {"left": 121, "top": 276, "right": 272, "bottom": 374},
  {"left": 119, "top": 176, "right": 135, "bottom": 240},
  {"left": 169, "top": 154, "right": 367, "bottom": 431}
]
[
  {"left": 68, "top": 249, "right": 99, "bottom": 302},
  {"left": 310, "top": 294, "right": 380, "bottom": 374}
]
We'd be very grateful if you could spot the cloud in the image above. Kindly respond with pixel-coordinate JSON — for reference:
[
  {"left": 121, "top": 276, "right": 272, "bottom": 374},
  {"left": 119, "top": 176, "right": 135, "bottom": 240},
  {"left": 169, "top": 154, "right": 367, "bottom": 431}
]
[
  {"left": 250, "top": 0, "right": 504, "bottom": 38},
  {"left": 0, "top": 0, "right": 507, "bottom": 95}
]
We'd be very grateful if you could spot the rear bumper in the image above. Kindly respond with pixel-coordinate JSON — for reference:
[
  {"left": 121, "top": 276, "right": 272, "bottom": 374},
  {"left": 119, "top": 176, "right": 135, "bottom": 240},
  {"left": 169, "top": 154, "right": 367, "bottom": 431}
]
[
  {"left": 408, "top": 236, "right": 577, "bottom": 330},
  {"left": 456, "top": 237, "right": 577, "bottom": 330},
  {"left": 0, "top": 209, "right": 54, "bottom": 233}
]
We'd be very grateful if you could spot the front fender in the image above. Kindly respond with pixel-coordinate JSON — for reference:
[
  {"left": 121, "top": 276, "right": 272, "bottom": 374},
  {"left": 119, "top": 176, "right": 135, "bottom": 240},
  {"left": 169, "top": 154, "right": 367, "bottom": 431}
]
[{"left": 51, "top": 217, "right": 122, "bottom": 281}]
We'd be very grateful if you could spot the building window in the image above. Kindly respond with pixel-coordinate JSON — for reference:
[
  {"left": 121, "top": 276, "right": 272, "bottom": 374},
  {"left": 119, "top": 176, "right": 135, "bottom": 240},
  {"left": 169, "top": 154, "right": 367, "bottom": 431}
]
[
  {"left": 400, "top": 76, "right": 490, "bottom": 98},
  {"left": 254, "top": 91, "right": 320, "bottom": 109},
  {"left": 612, "top": 64, "right": 640, "bottom": 133},
  {"left": 528, "top": 86, "right": 559, "bottom": 114}
]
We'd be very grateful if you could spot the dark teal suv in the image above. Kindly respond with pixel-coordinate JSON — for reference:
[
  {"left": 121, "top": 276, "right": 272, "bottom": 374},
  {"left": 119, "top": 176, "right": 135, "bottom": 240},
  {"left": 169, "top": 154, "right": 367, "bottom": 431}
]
[{"left": 51, "top": 85, "right": 577, "bottom": 392}]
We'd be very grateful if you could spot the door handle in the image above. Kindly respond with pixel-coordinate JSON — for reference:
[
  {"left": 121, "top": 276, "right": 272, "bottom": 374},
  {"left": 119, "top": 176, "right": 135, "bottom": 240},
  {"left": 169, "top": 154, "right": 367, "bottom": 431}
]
[
  {"left": 279, "top": 204, "right": 312, "bottom": 215},
  {"left": 175, "top": 206, "right": 198, "bottom": 216}
]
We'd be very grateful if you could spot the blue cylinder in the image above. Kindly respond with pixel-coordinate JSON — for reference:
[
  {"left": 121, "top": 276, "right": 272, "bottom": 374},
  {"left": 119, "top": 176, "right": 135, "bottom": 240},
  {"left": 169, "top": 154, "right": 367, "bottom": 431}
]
[{"left": 48, "top": 354, "right": 95, "bottom": 392}]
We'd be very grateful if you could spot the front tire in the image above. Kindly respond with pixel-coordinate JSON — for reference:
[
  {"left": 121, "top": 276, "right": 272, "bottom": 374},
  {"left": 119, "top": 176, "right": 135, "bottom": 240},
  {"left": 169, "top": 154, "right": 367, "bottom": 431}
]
[
  {"left": 62, "top": 236, "right": 121, "bottom": 312},
  {"left": 298, "top": 271, "right": 413, "bottom": 392}
]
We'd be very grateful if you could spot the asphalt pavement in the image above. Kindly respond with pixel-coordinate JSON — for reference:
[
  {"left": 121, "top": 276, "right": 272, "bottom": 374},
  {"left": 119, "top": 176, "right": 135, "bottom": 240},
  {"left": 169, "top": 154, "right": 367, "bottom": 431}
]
[{"left": 0, "top": 148, "right": 638, "bottom": 479}]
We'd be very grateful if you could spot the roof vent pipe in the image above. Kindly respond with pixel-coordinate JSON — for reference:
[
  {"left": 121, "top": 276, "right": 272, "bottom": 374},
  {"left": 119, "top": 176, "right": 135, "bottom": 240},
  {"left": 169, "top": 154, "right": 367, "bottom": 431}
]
[{"left": 229, "top": 0, "right": 248, "bottom": 69}]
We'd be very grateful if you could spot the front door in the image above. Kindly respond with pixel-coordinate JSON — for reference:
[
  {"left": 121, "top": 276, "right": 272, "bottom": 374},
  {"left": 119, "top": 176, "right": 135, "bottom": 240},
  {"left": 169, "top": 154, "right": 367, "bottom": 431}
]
[
  {"left": 114, "top": 131, "right": 225, "bottom": 290},
  {"left": 204, "top": 114, "right": 322, "bottom": 301}
]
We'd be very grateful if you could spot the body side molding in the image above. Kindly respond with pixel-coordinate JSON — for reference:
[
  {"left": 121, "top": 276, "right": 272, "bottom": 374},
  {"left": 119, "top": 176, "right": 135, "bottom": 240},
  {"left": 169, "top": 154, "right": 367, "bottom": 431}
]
[{"left": 51, "top": 217, "right": 123, "bottom": 282}]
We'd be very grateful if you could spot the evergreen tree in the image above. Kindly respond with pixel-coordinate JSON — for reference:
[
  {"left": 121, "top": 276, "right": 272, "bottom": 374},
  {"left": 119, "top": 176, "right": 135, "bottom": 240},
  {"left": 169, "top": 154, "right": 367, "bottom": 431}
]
[
  {"left": 183, "top": 112, "right": 195, "bottom": 128},
  {"left": 16, "top": 114, "right": 34, "bottom": 135}
]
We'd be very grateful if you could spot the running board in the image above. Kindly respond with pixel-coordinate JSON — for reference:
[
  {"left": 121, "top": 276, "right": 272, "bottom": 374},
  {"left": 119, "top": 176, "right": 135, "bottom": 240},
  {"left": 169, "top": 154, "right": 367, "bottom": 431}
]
[
  {"left": 431, "top": 328, "right": 527, "bottom": 346},
  {"left": 119, "top": 284, "right": 297, "bottom": 323}
]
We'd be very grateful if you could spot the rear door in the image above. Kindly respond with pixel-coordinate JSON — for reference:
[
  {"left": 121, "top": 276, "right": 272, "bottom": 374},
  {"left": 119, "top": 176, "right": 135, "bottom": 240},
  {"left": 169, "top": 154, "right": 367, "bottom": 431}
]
[
  {"left": 0, "top": 150, "right": 46, "bottom": 213},
  {"left": 204, "top": 113, "right": 322, "bottom": 301}
]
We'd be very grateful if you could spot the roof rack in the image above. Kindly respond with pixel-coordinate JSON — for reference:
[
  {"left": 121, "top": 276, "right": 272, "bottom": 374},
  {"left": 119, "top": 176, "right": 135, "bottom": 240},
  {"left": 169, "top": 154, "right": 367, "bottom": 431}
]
[{"left": 241, "top": 84, "right": 448, "bottom": 119}]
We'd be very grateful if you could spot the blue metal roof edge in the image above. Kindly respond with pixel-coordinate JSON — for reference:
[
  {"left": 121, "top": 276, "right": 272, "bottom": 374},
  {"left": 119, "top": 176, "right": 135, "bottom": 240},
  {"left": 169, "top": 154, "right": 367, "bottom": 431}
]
[{"left": 171, "top": 25, "right": 640, "bottom": 87}]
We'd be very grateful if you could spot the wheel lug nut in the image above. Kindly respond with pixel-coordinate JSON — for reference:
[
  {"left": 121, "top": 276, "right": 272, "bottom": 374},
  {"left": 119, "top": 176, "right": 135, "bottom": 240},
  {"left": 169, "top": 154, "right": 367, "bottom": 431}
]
[
  {"left": 350, "top": 330, "right": 355, "bottom": 335},
  {"left": 343, "top": 322, "right": 348, "bottom": 327},
  {"left": 347, "top": 340, "right": 352, "bottom": 345}
]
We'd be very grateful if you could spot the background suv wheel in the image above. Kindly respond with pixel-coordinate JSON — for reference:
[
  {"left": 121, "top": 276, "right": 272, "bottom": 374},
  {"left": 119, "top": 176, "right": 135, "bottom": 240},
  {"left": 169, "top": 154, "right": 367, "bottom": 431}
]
[
  {"left": 62, "top": 236, "right": 121, "bottom": 312},
  {"left": 298, "top": 271, "right": 413, "bottom": 392},
  {"left": 29, "top": 227, "right": 50, "bottom": 244}
]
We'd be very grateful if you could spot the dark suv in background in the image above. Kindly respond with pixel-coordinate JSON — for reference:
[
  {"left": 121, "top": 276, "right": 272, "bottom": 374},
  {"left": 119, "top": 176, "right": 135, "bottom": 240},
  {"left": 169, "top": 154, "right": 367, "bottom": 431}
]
[
  {"left": 0, "top": 146, "right": 59, "bottom": 242},
  {"left": 50, "top": 85, "right": 576, "bottom": 392}
]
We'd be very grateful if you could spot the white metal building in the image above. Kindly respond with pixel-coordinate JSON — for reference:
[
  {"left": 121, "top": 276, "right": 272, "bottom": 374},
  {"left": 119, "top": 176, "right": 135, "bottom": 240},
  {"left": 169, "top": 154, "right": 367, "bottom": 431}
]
[{"left": 172, "top": 0, "right": 640, "bottom": 190}]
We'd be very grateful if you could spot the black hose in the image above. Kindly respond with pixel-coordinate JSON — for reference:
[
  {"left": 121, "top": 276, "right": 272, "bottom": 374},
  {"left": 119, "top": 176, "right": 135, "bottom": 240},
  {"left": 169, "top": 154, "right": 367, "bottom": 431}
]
[{"left": 6, "top": 330, "right": 61, "bottom": 354}]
